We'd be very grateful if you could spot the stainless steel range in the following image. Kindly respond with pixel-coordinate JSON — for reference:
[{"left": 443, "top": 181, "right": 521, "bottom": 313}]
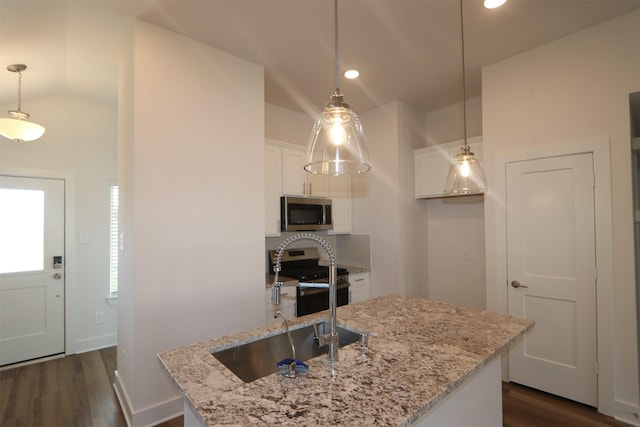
[{"left": 269, "top": 247, "right": 349, "bottom": 316}]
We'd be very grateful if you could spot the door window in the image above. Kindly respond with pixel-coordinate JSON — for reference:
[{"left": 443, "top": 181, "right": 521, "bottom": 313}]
[{"left": 0, "top": 188, "right": 44, "bottom": 274}]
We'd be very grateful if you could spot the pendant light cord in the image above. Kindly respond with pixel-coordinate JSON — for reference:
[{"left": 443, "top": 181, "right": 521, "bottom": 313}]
[
  {"left": 334, "top": 0, "right": 340, "bottom": 92},
  {"left": 460, "top": 0, "right": 468, "bottom": 147},
  {"left": 16, "top": 70, "right": 23, "bottom": 112}
]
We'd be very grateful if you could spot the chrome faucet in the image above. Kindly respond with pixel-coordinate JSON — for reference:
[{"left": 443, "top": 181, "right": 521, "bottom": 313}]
[
  {"left": 275, "top": 310, "right": 296, "bottom": 362},
  {"left": 275, "top": 310, "right": 299, "bottom": 378},
  {"left": 272, "top": 233, "right": 339, "bottom": 361}
]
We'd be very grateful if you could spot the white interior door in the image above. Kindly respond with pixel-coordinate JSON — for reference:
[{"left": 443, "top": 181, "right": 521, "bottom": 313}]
[
  {"left": 0, "top": 176, "right": 65, "bottom": 366},
  {"left": 506, "top": 153, "right": 597, "bottom": 406}
]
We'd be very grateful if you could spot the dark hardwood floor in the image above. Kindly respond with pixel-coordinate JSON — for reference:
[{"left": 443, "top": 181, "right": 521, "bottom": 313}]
[
  {"left": 0, "top": 346, "right": 631, "bottom": 426},
  {"left": 0, "top": 347, "right": 127, "bottom": 427},
  {"left": 0, "top": 347, "right": 180, "bottom": 427},
  {"left": 502, "top": 382, "right": 630, "bottom": 427}
]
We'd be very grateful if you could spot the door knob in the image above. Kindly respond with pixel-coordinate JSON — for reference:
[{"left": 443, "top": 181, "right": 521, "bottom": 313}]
[
  {"left": 511, "top": 280, "right": 528, "bottom": 288},
  {"left": 53, "top": 273, "right": 63, "bottom": 280}
]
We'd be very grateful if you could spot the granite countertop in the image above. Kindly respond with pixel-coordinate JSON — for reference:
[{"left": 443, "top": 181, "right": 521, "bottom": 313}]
[
  {"left": 158, "top": 295, "right": 533, "bottom": 426},
  {"left": 341, "top": 265, "right": 369, "bottom": 274}
]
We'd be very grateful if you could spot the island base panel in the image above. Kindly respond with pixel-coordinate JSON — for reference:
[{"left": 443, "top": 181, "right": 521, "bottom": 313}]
[
  {"left": 413, "top": 357, "right": 502, "bottom": 426},
  {"left": 182, "top": 357, "right": 502, "bottom": 427}
]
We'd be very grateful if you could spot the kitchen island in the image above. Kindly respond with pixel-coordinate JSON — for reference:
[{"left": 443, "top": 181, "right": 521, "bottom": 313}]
[{"left": 158, "top": 295, "right": 533, "bottom": 426}]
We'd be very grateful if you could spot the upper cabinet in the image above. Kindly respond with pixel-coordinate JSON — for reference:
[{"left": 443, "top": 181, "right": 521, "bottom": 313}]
[
  {"left": 281, "top": 147, "right": 330, "bottom": 197},
  {"left": 265, "top": 140, "right": 352, "bottom": 236},
  {"left": 307, "top": 172, "right": 330, "bottom": 198},
  {"left": 281, "top": 148, "right": 306, "bottom": 196},
  {"left": 414, "top": 136, "right": 483, "bottom": 198}
]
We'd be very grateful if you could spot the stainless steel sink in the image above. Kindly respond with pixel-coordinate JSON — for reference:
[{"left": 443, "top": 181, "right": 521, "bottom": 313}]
[{"left": 211, "top": 321, "right": 361, "bottom": 383}]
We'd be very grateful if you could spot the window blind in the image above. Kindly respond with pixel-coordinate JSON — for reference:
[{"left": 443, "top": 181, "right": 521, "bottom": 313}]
[{"left": 109, "top": 184, "right": 119, "bottom": 296}]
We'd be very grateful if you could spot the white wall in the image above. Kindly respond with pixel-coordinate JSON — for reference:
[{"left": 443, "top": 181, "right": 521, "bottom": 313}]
[
  {"left": 425, "top": 195, "right": 486, "bottom": 310},
  {"left": 352, "top": 103, "right": 401, "bottom": 296},
  {"left": 265, "top": 103, "right": 314, "bottom": 146},
  {"left": 424, "top": 96, "right": 482, "bottom": 146},
  {"left": 0, "top": 95, "right": 118, "bottom": 353},
  {"left": 419, "top": 98, "right": 486, "bottom": 309},
  {"left": 398, "top": 103, "right": 430, "bottom": 298},
  {"left": 352, "top": 101, "right": 429, "bottom": 298},
  {"left": 116, "top": 21, "right": 264, "bottom": 426},
  {"left": 482, "top": 10, "right": 640, "bottom": 423}
]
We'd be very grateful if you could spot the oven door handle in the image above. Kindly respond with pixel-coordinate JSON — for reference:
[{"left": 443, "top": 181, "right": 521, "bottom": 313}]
[
  {"left": 299, "top": 282, "right": 350, "bottom": 289},
  {"left": 298, "top": 282, "right": 329, "bottom": 289},
  {"left": 298, "top": 282, "right": 349, "bottom": 297}
]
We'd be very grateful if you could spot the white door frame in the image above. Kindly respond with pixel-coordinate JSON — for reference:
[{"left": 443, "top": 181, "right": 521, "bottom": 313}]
[
  {"left": 0, "top": 166, "right": 78, "bottom": 357},
  {"left": 486, "top": 137, "right": 614, "bottom": 415}
]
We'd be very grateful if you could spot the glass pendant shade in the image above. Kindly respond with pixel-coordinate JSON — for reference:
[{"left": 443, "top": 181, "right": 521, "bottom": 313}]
[
  {"left": 305, "top": 91, "right": 370, "bottom": 175},
  {"left": 0, "top": 117, "right": 45, "bottom": 142},
  {"left": 444, "top": 144, "right": 487, "bottom": 195}
]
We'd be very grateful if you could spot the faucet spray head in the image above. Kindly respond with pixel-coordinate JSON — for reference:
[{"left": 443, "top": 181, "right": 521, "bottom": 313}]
[{"left": 272, "top": 282, "right": 282, "bottom": 305}]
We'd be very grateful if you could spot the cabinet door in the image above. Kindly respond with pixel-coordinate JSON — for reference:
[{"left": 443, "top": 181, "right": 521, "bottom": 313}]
[
  {"left": 414, "top": 146, "right": 452, "bottom": 198},
  {"left": 281, "top": 146, "right": 333, "bottom": 197},
  {"left": 349, "top": 272, "right": 370, "bottom": 303},
  {"left": 329, "top": 175, "right": 351, "bottom": 234},
  {"left": 307, "top": 173, "right": 330, "bottom": 197},
  {"left": 264, "top": 144, "right": 282, "bottom": 236},
  {"left": 282, "top": 148, "right": 306, "bottom": 196}
]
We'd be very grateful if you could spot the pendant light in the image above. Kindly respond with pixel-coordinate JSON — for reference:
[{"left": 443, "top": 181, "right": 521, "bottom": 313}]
[
  {"left": 444, "top": 0, "right": 487, "bottom": 195},
  {"left": 0, "top": 64, "right": 45, "bottom": 143},
  {"left": 305, "top": 0, "right": 370, "bottom": 176}
]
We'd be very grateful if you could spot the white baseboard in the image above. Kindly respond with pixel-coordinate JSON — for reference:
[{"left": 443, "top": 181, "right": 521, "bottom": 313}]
[
  {"left": 73, "top": 333, "right": 117, "bottom": 354},
  {"left": 0, "top": 353, "right": 65, "bottom": 371},
  {"left": 114, "top": 370, "right": 184, "bottom": 427},
  {"left": 114, "top": 370, "right": 133, "bottom": 427},
  {"left": 614, "top": 398, "right": 640, "bottom": 426}
]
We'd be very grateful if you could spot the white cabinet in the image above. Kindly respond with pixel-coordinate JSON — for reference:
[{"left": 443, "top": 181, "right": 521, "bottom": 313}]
[
  {"left": 414, "top": 136, "right": 483, "bottom": 198},
  {"left": 307, "top": 172, "right": 330, "bottom": 198},
  {"left": 281, "top": 147, "right": 307, "bottom": 196},
  {"left": 281, "top": 147, "right": 329, "bottom": 197},
  {"left": 265, "top": 139, "right": 352, "bottom": 235},
  {"left": 414, "top": 145, "right": 451, "bottom": 198},
  {"left": 264, "top": 144, "right": 282, "bottom": 236},
  {"left": 329, "top": 174, "right": 352, "bottom": 234},
  {"left": 349, "top": 271, "right": 370, "bottom": 304}
]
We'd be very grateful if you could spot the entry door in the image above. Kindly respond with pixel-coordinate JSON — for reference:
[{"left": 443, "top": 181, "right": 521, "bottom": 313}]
[
  {"left": 0, "top": 176, "right": 65, "bottom": 366},
  {"left": 506, "top": 153, "right": 597, "bottom": 406}
]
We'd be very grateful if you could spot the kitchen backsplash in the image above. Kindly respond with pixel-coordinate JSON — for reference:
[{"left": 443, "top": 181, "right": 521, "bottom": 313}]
[
  {"left": 335, "top": 234, "right": 371, "bottom": 269},
  {"left": 265, "top": 233, "right": 371, "bottom": 273}
]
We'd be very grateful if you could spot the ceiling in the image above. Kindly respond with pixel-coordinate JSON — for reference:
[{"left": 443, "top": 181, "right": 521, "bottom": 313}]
[{"left": 1, "top": 0, "right": 639, "bottom": 117}]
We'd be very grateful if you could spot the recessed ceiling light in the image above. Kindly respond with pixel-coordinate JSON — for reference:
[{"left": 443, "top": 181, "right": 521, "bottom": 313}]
[
  {"left": 344, "top": 69, "right": 360, "bottom": 79},
  {"left": 484, "top": 0, "right": 507, "bottom": 9}
]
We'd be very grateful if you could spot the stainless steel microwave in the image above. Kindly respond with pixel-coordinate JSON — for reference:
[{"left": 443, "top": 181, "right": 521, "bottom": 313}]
[{"left": 280, "top": 196, "right": 332, "bottom": 232}]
